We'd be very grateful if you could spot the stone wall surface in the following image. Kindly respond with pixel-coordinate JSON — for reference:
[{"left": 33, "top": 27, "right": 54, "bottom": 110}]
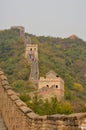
[{"left": 0, "top": 71, "right": 86, "bottom": 130}]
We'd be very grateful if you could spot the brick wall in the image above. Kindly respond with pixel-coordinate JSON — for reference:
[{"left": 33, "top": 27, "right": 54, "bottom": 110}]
[{"left": 0, "top": 71, "right": 86, "bottom": 130}]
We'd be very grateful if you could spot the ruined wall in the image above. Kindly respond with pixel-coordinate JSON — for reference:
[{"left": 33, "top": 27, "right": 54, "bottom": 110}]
[
  {"left": 38, "top": 87, "right": 64, "bottom": 101},
  {"left": 11, "top": 26, "right": 25, "bottom": 38},
  {"left": 38, "top": 76, "right": 64, "bottom": 100},
  {"left": 0, "top": 71, "right": 86, "bottom": 130}
]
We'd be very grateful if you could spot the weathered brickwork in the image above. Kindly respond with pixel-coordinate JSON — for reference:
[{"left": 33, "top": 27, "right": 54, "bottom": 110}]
[
  {"left": 38, "top": 70, "right": 64, "bottom": 100},
  {"left": 0, "top": 71, "right": 86, "bottom": 130}
]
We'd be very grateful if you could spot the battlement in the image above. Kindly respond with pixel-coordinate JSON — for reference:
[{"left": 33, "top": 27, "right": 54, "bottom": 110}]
[
  {"left": 39, "top": 76, "right": 64, "bottom": 82},
  {"left": 26, "top": 44, "right": 38, "bottom": 47}
]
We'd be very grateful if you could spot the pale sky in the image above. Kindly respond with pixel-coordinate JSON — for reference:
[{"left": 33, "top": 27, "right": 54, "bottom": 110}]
[{"left": 0, "top": 0, "right": 86, "bottom": 40}]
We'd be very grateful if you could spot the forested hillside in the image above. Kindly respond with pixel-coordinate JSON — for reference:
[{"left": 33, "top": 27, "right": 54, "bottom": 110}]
[
  {"left": 29, "top": 33, "right": 86, "bottom": 113},
  {"left": 0, "top": 28, "right": 86, "bottom": 114},
  {"left": 0, "top": 29, "right": 36, "bottom": 93}
]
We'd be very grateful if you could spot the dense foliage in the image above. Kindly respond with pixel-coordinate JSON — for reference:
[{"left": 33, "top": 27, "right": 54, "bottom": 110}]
[
  {"left": 30, "top": 34, "right": 86, "bottom": 113},
  {"left": 0, "top": 28, "right": 86, "bottom": 114},
  {"left": 20, "top": 94, "right": 73, "bottom": 115},
  {"left": 0, "top": 29, "right": 37, "bottom": 93}
]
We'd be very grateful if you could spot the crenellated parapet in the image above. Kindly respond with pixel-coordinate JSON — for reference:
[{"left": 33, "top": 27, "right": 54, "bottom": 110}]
[{"left": 0, "top": 71, "right": 86, "bottom": 130}]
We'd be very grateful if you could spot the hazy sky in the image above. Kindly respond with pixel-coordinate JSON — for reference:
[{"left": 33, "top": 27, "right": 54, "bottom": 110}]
[{"left": 0, "top": 0, "right": 86, "bottom": 40}]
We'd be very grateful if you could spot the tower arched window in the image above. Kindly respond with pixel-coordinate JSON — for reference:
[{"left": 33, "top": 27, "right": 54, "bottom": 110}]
[
  {"left": 30, "top": 48, "right": 32, "bottom": 51},
  {"left": 46, "top": 85, "right": 49, "bottom": 88},
  {"left": 56, "top": 85, "right": 58, "bottom": 88}
]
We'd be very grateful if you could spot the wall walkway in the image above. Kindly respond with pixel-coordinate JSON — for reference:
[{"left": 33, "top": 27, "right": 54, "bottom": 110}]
[
  {"left": 29, "top": 60, "right": 39, "bottom": 82},
  {"left": 0, "top": 114, "right": 6, "bottom": 130},
  {"left": 0, "top": 71, "right": 86, "bottom": 130}
]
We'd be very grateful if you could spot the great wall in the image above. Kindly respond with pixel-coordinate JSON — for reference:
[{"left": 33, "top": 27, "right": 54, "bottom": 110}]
[
  {"left": 0, "top": 71, "right": 86, "bottom": 130},
  {"left": 0, "top": 26, "right": 86, "bottom": 130}
]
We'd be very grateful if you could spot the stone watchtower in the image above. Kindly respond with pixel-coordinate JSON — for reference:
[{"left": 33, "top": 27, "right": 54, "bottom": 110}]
[
  {"left": 25, "top": 44, "right": 38, "bottom": 62},
  {"left": 11, "top": 26, "right": 25, "bottom": 38},
  {"left": 38, "top": 70, "right": 64, "bottom": 100},
  {"left": 25, "top": 37, "right": 39, "bottom": 82}
]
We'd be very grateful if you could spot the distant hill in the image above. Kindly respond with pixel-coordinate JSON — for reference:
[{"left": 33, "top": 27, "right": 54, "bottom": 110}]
[
  {"left": 0, "top": 28, "right": 86, "bottom": 113},
  {"left": 68, "top": 34, "right": 80, "bottom": 40}
]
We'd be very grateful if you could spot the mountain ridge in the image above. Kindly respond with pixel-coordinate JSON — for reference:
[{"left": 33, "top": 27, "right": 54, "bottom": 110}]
[{"left": 0, "top": 27, "right": 86, "bottom": 113}]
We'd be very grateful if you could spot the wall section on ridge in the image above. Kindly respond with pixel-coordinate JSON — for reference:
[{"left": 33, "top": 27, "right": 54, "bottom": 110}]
[{"left": 0, "top": 71, "right": 86, "bottom": 130}]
